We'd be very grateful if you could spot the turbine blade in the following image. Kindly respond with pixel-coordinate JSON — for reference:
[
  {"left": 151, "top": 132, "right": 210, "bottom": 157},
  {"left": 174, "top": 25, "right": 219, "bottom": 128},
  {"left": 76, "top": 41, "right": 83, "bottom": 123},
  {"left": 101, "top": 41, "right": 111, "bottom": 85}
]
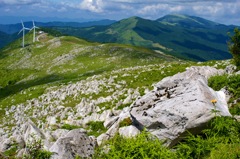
[
  {"left": 21, "top": 20, "right": 24, "bottom": 27},
  {"left": 18, "top": 29, "right": 23, "bottom": 35},
  {"left": 33, "top": 20, "right": 35, "bottom": 27}
]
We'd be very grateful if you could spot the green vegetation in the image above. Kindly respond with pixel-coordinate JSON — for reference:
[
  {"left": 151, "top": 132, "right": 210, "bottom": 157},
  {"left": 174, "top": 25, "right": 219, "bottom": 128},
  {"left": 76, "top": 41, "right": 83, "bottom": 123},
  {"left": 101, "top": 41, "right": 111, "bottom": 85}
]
[
  {"left": 228, "top": 28, "right": 240, "bottom": 70},
  {"left": 94, "top": 131, "right": 176, "bottom": 159},
  {"left": 86, "top": 121, "right": 107, "bottom": 136},
  {"left": 119, "top": 117, "right": 132, "bottom": 127},
  {"left": 61, "top": 124, "right": 82, "bottom": 130},
  {"left": 24, "top": 136, "right": 52, "bottom": 159},
  {"left": 176, "top": 116, "right": 240, "bottom": 159},
  {"left": 94, "top": 116, "right": 240, "bottom": 159}
]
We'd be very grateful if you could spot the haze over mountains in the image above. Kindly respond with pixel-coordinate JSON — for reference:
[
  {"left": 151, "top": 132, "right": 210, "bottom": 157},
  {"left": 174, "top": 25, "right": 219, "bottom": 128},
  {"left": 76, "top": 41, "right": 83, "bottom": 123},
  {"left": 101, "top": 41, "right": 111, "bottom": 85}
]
[{"left": 0, "top": 14, "right": 238, "bottom": 61}]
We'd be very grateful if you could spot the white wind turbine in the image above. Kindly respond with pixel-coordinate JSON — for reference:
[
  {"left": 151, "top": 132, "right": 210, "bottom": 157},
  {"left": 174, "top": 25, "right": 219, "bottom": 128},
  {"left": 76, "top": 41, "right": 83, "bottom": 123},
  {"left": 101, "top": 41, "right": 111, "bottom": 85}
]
[
  {"left": 18, "top": 20, "right": 30, "bottom": 48},
  {"left": 30, "top": 20, "right": 39, "bottom": 43}
]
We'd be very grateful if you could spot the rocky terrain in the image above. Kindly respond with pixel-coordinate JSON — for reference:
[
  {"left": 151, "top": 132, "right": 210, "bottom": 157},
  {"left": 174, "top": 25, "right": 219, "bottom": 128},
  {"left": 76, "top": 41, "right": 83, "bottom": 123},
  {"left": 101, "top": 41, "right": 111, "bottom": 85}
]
[
  {"left": 0, "top": 33, "right": 239, "bottom": 158},
  {"left": 0, "top": 62, "right": 238, "bottom": 158}
]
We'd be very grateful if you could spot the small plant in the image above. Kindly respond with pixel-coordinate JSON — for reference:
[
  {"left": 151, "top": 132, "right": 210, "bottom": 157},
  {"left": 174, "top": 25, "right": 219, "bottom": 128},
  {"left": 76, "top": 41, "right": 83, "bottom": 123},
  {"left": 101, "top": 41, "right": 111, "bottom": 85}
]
[
  {"left": 24, "top": 135, "right": 52, "bottom": 159},
  {"left": 61, "top": 123, "right": 81, "bottom": 130},
  {"left": 211, "top": 99, "right": 219, "bottom": 116},
  {"left": 119, "top": 117, "right": 132, "bottom": 127},
  {"left": 86, "top": 121, "right": 107, "bottom": 136}
]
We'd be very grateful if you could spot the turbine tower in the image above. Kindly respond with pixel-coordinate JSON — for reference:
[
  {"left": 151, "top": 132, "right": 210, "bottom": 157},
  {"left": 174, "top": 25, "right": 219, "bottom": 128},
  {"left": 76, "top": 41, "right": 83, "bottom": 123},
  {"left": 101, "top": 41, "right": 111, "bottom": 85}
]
[
  {"left": 30, "top": 20, "right": 39, "bottom": 43},
  {"left": 18, "top": 21, "right": 30, "bottom": 48}
]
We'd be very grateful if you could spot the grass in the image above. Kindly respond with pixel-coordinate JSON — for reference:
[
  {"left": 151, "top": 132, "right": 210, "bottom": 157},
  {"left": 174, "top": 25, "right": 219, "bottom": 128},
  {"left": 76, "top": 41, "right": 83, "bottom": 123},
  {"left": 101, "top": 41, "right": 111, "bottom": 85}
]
[
  {"left": 86, "top": 121, "right": 107, "bottom": 136},
  {"left": 94, "top": 116, "right": 240, "bottom": 159}
]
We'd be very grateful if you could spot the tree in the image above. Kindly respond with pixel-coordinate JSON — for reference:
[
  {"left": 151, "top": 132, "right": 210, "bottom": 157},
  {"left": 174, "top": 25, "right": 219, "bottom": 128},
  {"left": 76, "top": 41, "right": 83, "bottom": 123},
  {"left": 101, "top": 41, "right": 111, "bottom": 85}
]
[{"left": 228, "top": 28, "right": 240, "bottom": 70}]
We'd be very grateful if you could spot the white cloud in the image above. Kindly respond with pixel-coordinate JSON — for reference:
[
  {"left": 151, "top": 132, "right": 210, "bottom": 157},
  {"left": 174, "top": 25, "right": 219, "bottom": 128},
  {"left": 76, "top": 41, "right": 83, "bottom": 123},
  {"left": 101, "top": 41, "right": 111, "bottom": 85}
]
[
  {"left": 138, "top": 4, "right": 169, "bottom": 15},
  {"left": 79, "top": 0, "right": 104, "bottom": 13}
]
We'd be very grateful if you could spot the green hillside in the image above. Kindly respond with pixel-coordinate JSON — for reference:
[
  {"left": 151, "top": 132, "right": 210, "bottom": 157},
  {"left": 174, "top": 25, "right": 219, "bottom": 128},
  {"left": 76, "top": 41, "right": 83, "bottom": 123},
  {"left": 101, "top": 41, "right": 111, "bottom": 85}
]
[
  {"left": 0, "top": 32, "right": 177, "bottom": 115},
  {"left": 53, "top": 14, "right": 235, "bottom": 61},
  {"left": 0, "top": 31, "right": 13, "bottom": 48}
]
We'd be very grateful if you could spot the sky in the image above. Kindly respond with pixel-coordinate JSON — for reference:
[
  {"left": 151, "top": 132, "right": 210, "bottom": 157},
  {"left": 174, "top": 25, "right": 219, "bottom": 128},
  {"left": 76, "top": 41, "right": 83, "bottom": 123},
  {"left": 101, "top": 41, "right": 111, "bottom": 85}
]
[{"left": 0, "top": 0, "right": 239, "bottom": 25}]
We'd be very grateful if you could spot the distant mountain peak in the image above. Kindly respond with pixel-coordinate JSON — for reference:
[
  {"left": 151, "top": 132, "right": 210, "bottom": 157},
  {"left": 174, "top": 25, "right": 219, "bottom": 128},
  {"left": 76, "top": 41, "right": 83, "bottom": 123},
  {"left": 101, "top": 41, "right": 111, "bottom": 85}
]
[{"left": 157, "top": 14, "right": 219, "bottom": 28}]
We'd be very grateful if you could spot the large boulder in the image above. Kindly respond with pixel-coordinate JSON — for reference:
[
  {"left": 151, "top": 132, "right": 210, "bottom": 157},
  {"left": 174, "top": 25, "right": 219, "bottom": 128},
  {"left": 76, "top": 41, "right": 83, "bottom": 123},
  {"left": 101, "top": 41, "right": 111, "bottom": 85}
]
[
  {"left": 130, "top": 66, "right": 231, "bottom": 147},
  {"left": 49, "top": 129, "right": 95, "bottom": 159}
]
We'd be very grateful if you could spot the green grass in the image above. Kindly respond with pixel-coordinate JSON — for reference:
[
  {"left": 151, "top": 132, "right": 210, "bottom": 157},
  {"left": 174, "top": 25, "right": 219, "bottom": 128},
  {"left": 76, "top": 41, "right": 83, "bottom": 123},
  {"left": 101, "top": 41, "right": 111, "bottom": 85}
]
[
  {"left": 94, "top": 130, "right": 177, "bottom": 159},
  {"left": 86, "top": 121, "right": 107, "bottom": 136}
]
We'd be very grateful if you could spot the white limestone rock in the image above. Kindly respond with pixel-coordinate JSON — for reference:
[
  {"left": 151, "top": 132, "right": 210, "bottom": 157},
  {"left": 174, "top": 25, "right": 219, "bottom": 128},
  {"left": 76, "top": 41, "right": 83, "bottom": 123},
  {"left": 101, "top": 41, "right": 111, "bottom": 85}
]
[
  {"left": 119, "top": 125, "right": 140, "bottom": 138},
  {"left": 50, "top": 129, "right": 95, "bottom": 159},
  {"left": 130, "top": 66, "right": 231, "bottom": 147}
]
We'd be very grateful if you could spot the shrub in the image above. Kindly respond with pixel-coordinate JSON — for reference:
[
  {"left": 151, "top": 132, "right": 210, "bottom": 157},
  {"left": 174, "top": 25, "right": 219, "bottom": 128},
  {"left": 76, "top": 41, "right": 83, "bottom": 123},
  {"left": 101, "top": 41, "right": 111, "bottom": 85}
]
[
  {"left": 94, "top": 131, "right": 177, "bottom": 159},
  {"left": 228, "top": 28, "right": 240, "bottom": 70},
  {"left": 208, "top": 143, "right": 240, "bottom": 159},
  {"left": 176, "top": 116, "right": 240, "bottom": 159},
  {"left": 86, "top": 121, "right": 107, "bottom": 136}
]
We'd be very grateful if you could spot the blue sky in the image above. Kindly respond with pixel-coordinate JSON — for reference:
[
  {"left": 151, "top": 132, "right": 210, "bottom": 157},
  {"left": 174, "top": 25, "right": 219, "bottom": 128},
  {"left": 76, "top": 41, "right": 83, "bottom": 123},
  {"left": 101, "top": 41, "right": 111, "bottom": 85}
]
[{"left": 0, "top": 0, "right": 239, "bottom": 25}]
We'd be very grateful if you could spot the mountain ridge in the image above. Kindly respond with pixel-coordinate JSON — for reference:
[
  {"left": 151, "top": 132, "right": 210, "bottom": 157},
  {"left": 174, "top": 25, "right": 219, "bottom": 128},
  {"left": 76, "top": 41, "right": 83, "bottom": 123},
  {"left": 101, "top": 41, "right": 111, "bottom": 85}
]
[{"left": 54, "top": 14, "right": 236, "bottom": 61}]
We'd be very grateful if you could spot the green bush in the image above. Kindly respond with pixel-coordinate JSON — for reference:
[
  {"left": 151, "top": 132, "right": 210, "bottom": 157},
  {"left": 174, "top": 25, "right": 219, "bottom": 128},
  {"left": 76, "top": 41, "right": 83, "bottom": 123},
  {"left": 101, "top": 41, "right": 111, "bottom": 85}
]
[
  {"left": 94, "top": 131, "right": 177, "bottom": 159},
  {"left": 176, "top": 116, "right": 240, "bottom": 159},
  {"left": 86, "top": 121, "right": 107, "bottom": 136},
  {"left": 228, "top": 28, "right": 240, "bottom": 70},
  {"left": 208, "top": 144, "right": 240, "bottom": 159}
]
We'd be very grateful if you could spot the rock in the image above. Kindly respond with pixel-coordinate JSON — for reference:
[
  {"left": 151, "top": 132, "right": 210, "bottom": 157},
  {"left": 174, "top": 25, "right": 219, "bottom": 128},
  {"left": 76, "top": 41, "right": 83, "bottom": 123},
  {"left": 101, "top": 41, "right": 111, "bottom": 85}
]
[
  {"left": 49, "top": 129, "right": 95, "bottom": 159},
  {"left": 16, "top": 148, "right": 29, "bottom": 158},
  {"left": 104, "top": 116, "right": 119, "bottom": 129},
  {"left": 51, "top": 129, "right": 69, "bottom": 140},
  {"left": 97, "top": 133, "right": 110, "bottom": 146},
  {"left": 21, "top": 120, "right": 45, "bottom": 144},
  {"left": 0, "top": 138, "right": 11, "bottom": 152},
  {"left": 220, "top": 87, "right": 231, "bottom": 102},
  {"left": 225, "top": 64, "right": 237, "bottom": 74},
  {"left": 234, "top": 115, "right": 240, "bottom": 122},
  {"left": 119, "top": 125, "right": 140, "bottom": 138},
  {"left": 130, "top": 66, "right": 231, "bottom": 147}
]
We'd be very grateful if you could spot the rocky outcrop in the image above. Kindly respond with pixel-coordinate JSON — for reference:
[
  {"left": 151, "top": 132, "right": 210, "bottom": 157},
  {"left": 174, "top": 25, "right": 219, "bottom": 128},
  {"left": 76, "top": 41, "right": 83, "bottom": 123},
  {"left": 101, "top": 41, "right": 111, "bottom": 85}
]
[
  {"left": 49, "top": 129, "right": 96, "bottom": 159},
  {"left": 130, "top": 66, "right": 231, "bottom": 147}
]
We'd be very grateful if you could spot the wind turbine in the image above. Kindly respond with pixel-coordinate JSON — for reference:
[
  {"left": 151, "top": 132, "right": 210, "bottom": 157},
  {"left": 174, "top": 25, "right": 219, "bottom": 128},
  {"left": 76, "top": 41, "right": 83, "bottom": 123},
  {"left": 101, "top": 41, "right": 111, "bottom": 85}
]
[
  {"left": 18, "top": 20, "right": 30, "bottom": 48},
  {"left": 30, "top": 20, "right": 39, "bottom": 43}
]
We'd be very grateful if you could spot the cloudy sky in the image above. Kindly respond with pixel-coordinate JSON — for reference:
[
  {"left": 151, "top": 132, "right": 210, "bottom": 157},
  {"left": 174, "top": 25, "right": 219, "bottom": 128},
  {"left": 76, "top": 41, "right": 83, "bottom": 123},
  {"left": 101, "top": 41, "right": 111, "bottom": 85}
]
[{"left": 0, "top": 0, "right": 239, "bottom": 25}]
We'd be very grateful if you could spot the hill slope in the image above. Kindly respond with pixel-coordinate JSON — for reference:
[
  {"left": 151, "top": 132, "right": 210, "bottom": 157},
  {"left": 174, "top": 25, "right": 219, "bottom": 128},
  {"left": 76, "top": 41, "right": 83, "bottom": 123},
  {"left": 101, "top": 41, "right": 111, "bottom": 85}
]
[
  {"left": 0, "top": 32, "right": 177, "bottom": 113},
  {"left": 54, "top": 14, "right": 236, "bottom": 61}
]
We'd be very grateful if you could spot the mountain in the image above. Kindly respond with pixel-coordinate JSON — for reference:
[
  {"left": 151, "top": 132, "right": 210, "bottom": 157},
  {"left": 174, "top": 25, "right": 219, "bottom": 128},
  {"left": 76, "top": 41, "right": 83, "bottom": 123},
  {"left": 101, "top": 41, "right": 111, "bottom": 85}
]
[
  {"left": 157, "top": 14, "right": 219, "bottom": 28},
  {"left": 0, "top": 19, "right": 116, "bottom": 34},
  {"left": 53, "top": 14, "right": 237, "bottom": 61}
]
